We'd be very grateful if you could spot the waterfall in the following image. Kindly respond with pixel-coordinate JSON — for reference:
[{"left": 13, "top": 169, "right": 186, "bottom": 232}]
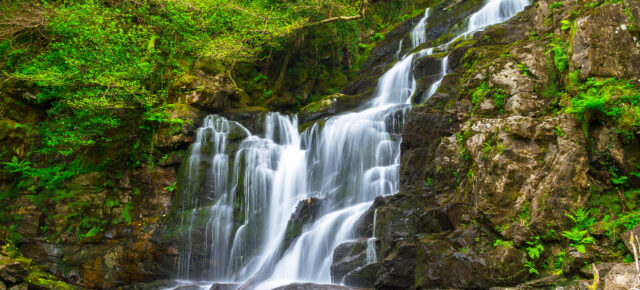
[
  {"left": 425, "top": 55, "right": 449, "bottom": 100},
  {"left": 411, "top": 8, "right": 431, "bottom": 48},
  {"left": 174, "top": 0, "right": 529, "bottom": 288},
  {"left": 365, "top": 209, "right": 378, "bottom": 264}
]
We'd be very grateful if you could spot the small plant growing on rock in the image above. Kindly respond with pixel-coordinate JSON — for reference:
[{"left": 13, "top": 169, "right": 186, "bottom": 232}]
[
  {"left": 561, "top": 228, "right": 595, "bottom": 253},
  {"left": 493, "top": 239, "right": 513, "bottom": 249},
  {"left": 566, "top": 207, "right": 595, "bottom": 230},
  {"left": 525, "top": 236, "right": 545, "bottom": 259},
  {"left": 524, "top": 261, "right": 539, "bottom": 275},
  {"left": 517, "top": 63, "right": 530, "bottom": 76}
]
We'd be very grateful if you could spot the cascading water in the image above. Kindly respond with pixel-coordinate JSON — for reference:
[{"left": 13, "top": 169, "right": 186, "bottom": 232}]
[
  {"left": 365, "top": 209, "right": 378, "bottom": 264},
  {"left": 411, "top": 8, "right": 431, "bottom": 48},
  {"left": 174, "top": 0, "right": 529, "bottom": 289}
]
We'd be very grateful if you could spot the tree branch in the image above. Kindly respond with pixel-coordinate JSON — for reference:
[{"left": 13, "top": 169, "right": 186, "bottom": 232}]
[{"left": 305, "top": 0, "right": 368, "bottom": 28}]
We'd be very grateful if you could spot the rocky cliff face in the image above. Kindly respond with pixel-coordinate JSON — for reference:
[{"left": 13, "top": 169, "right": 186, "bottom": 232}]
[
  {"left": 330, "top": 0, "right": 640, "bottom": 289},
  {"left": 1, "top": 0, "right": 639, "bottom": 289}
]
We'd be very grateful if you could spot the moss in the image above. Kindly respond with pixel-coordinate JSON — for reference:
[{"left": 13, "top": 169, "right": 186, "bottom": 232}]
[{"left": 1, "top": 243, "right": 80, "bottom": 289}]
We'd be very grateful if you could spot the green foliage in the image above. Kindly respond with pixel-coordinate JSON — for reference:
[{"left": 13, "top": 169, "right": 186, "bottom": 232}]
[
  {"left": 471, "top": 82, "right": 507, "bottom": 113},
  {"left": 554, "top": 126, "right": 565, "bottom": 137},
  {"left": 494, "top": 239, "right": 514, "bottom": 249},
  {"left": 1, "top": 242, "right": 76, "bottom": 289},
  {"left": 106, "top": 198, "right": 120, "bottom": 208},
  {"left": 524, "top": 261, "right": 539, "bottom": 274},
  {"left": 525, "top": 236, "right": 545, "bottom": 259},
  {"left": 553, "top": 251, "right": 566, "bottom": 273},
  {"left": 565, "top": 207, "right": 595, "bottom": 230},
  {"left": 472, "top": 82, "right": 491, "bottom": 109},
  {"left": 561, "top": 228, "right": 595, "bottom": 253},
  {"left": 425, "top": 177, "right": 433, "bottom": 186},
  {"left": 546, "top": 39, "right": 568, "bottom": 73},
  {"left": 566, "top": 78, "right": 640, "bottom": 140},
  {"left": 2, "top": 156, "right": 32, "bottom": 175},
  {"left": 121, "top": 202, "right": 133, "bottom": 224},
  {"left": 164, "top": 181, "right": 178, "bottom": 193},
  {"left": 517, "top": 63, "right": 530, "bottom": 76},
  {"left": 562, "top": 207, "right": 596, "bottom": 253},
  {"left": 370, "top": 32, "right": 385, "bottom": 41},
  {"left": 493, "top": 88, "right": 506, "bottom": 110},
  {"left": 549, "top": 1, "right": 564, "bottom": 11}
]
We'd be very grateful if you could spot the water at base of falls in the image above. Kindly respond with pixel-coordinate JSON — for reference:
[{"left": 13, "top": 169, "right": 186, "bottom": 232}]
[{"left": 173, "top": 0, "right": 530, "bottom": 289}]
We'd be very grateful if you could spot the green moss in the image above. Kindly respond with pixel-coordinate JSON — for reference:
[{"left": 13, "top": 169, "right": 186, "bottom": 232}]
[{"left": 2, "top": 243, "right": 80, "bottom": 289}]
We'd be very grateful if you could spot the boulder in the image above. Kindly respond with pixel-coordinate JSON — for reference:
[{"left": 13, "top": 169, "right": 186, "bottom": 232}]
[
  {"left": 621, "top": 225, "right": 640, "bottom": 254},
  {"left": 6, "top": 284, "right": 27, "bottom": 290},
  {"left": 0, "top": 256, "right": 27, "bottom": 284},
  {"left": 209, "top": 283, "right": 242, "bottom": 290},
  {"left": 571, "top": 3, "right": 640, "bottom": 79},
  {"left": 603, "top": 263, "right": 639, "bottom": 290},
  {"left": 271, "top": 283, "right": 357, "bottom": 290},
  {"left": 330, "top": 240, "right": 368, "bottom": 283},
  {"left": 375, "top": 242, "right": 416, "bottom": 290},
  {"left": 342, "top": 263, "right": 381, "bottom": 288}
]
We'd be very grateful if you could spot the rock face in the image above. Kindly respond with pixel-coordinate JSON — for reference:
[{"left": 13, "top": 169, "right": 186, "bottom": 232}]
[
  {"left": 330, "top": 239, "right": 378, "bottom": 286},
  {"left": 0, "top": 256, "right": 27, "bottom": 285},
  {"left": 603, "top": 263, "right": 639, "bottom": 290},
  {"left": 271, "top": 283, "right": 359, "bottom": 290},
  {"left": 355, "top": 0, "right": 640, "bottom": 289},
  {"left": 571, "top": 3, "right": 640, "bottom": 80},
  {"left": 622, "top": 225, "right": 640, "bottom": 253}
]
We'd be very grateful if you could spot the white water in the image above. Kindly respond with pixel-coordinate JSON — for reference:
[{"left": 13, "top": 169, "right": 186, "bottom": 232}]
[
  {"left": 365, "top": 209, "right": 378, "bottom": 264},
  {"left": 425, "top": 55, "right": 449, "bottom": 100},
  {"left": 411, "top": 8, "right": 431, "bottom": 48},
  {"left": 175, "top": 0, "right": 529, "bottom": 288}
]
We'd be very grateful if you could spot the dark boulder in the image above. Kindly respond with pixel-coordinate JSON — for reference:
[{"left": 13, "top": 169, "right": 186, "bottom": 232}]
[
  {"left": 0, "top": 255, "right": 27, "bottom": 285},
  {"left": 330, "top": 239, "right": 368, "bottom": 283}
]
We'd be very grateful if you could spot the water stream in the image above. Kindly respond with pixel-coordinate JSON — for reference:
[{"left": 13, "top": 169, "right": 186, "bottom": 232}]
[{"left": 173, "top": 0, "right": 530, "bottom": 289}]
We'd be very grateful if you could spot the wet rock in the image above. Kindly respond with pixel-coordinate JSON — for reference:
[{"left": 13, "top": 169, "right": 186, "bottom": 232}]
[
  {"left": 413, "top": 239, "right": 495, "bottom": 289},
  {"left": 209, "top": 283, "right": 242, "bottom": 290},
  {"left": 563, "top": 249, "right": 596, "bottom": 275},
  {"left": 580, "top": 262, "right": 617, "bottom": 282},
  {"left": 271, "top": 283, "right": 357, "bottom": 290},
  {"left": 342, "top": 262, "right": 381, "bottom": 288},
  {"left": 517, "top": 275, "right": 565, "bottom": 288},
  {"left": 603, "top": 263, "right": 638, "bottom": 290},
  {"left": 0, "top": 255, "right": 27, "bottom": 284},
  {"left": 15, "top": 210, "right": 42, "bottom": 241},
  {"left": 283, "top": 198, "right": 322, "bottom": 249},
  {"left": 175, "top": 286, "right": 201, "bottom": 290},
  {"left": 375, "top": 242, "right": 415, "bottom": 290},
  {"left": 571, "top": 3, "right": 640, "bottom": 79},
  {"left": 221, "top": 106, "right": 268, "bottom": 134},
  {"left": 330, "top": 239, "right": 368, "bottom": 283},
  {"left": 483, "top": 246, "right": 529, "bottom": 285},
  {"left": 6, "top": 284, "right": 27, "bottom": 290},
  {"left": 123, "top": 280, "right": 181, "bottom": 289},
  {"left": 298, "top": 94, "right": 368, "bottom": 124}
]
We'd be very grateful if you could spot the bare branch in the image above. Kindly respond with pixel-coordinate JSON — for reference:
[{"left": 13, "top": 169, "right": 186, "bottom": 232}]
[{"left": 305, "top": 0, "right": 368, "bottom": 28}]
